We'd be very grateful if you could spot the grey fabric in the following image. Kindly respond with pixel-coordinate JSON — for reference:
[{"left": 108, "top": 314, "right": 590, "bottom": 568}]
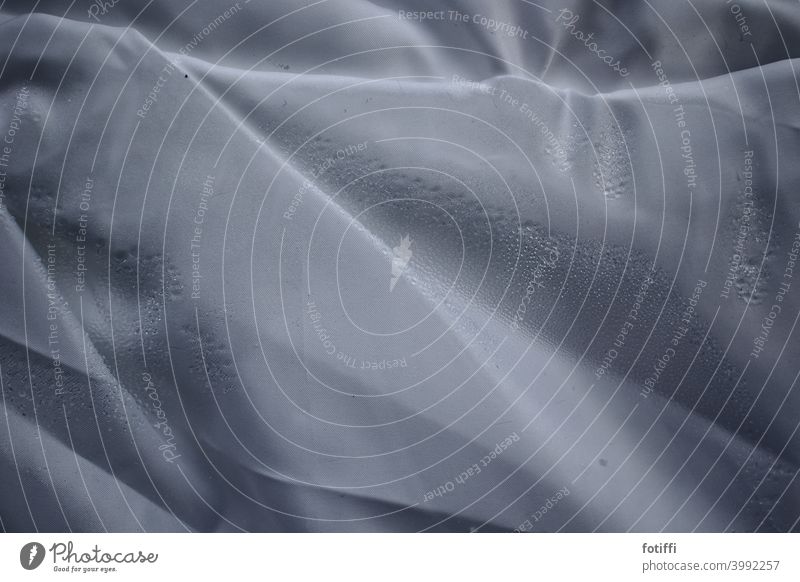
[{"left": 0, "top": 0, "right": 799, "bottom": 532}]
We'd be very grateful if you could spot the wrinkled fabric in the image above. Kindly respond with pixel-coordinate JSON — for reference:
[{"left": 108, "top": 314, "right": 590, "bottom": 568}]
[{"left": 0, "top": 0, "right": 799, "bottom": 532}]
